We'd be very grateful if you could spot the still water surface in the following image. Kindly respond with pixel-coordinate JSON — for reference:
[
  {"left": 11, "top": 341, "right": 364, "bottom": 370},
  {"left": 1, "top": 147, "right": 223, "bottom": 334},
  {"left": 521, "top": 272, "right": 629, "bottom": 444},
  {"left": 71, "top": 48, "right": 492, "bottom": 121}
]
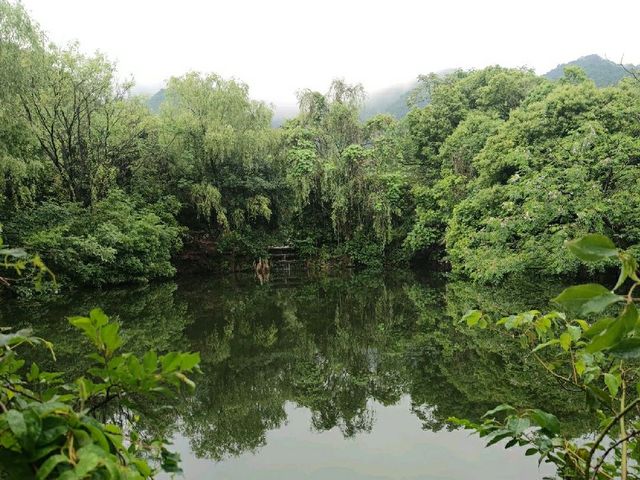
[{"left": 2, "top": 270, "right": 585, "bottom": 479}]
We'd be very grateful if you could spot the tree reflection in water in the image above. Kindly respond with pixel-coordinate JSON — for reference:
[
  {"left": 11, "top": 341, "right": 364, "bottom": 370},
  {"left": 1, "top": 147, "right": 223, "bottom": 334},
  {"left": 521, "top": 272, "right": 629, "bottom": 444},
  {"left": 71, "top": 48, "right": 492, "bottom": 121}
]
[{"left": 1, "top": 271, "right": 594, "bottom": 465}]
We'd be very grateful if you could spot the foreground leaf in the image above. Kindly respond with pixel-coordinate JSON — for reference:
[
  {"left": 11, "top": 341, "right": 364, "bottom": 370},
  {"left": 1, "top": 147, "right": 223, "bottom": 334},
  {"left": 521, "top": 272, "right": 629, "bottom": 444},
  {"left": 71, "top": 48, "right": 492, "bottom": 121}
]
[
  {"left": 566, "top": 234, "right": 618, "bottom": 262},
  {"left": 553, "top": 284, "right": 622, "bottom": 315}
]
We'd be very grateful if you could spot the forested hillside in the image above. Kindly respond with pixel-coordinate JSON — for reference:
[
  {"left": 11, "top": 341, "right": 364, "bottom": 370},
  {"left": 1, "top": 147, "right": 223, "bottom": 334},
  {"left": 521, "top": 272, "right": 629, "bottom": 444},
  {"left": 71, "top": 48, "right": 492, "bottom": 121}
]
[
  {"left": 362, "top": 54, "right": 633, "bottom": 120},
  {"left": 360, "top": 83, "right": 416, "bottom": 119},
  {"left": 2, "top": 1, "right": 640, "bottom": 290},
  {"left": 543, "top": 53, "right": 635, "bottom": 86}
]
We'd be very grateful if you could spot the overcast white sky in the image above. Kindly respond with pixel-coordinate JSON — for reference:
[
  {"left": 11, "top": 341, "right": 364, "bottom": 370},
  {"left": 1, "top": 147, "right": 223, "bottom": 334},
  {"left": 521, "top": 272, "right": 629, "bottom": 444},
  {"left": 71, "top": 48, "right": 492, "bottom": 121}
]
[{"left": 19, "top": 0, "right": 640, "bottom": 107}]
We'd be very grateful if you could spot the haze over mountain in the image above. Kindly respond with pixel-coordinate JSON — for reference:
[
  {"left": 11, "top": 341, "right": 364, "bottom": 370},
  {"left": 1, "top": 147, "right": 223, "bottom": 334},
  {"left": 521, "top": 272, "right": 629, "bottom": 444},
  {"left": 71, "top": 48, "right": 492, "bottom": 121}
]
[
  {"left": 543, "top": 54, "right": 636, "bottom": 86},
  {"left": 145, "top": 54, "right": 638, "bottom": 126},
  {"left": 358, "top": 54, "right": 638, "bottom": 120}
]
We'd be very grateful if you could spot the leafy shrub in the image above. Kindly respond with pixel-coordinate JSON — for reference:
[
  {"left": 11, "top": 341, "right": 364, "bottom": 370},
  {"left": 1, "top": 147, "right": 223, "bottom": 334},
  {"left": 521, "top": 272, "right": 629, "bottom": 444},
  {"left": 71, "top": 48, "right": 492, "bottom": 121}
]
[
  {"left": 10, "top": 192, "right": 183, "bottom": 287},
  {"left": 455, "top": 234, "right": 640, "bottom": 478},
  {"left": 0, "top": 309, "right": 200, "bottom": 479},
  {"left": 445, "top": 81, "right": 640, "bottom": 282}
]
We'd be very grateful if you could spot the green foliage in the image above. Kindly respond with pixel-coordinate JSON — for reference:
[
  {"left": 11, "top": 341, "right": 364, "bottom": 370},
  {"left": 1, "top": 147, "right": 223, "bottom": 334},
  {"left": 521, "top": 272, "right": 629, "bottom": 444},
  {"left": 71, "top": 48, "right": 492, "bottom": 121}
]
[
  {"left": 282, "top": 83, "right": 413, "bottom": 267},
  {"left": 544, "top": 54, "right": 637, "bottom": 87},
  {"left": 3, "top": 0, "right": 640, "bottom": 283},
  {"left": 153, "top": 72, "right": 281, "bottom": 234},
  {"left": 403, "top": 67, "right": 542, "bottom": 261},
  {"left": 456, "top": 234, "right": 640, "bottom": 479},
  {"left": 9, "top": 192, "right": 182, "bottom": 287},
  {"left": 0, "top": 226, "right": 55, "bottom": 292},
  {"left": 0, "top": 308, "right": 200, "bottom": 479},
  {"left": 404, "top": 111, "right": 503, "bottom": 255},
  {"left": 445, "top": 78, "right": 640, "bottom": 281}
]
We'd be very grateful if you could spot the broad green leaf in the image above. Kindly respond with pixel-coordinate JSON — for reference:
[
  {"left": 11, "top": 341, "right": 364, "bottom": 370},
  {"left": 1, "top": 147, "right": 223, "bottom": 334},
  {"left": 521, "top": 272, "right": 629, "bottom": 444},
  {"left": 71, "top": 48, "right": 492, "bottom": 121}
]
[
  {"left": 29, "top": 444, "right": 60, "bottom": 462},
  {"left": 586, "top": 385, "right": 613, "bottom": 406},
  {"left": 89, "top": 308, "right": 109, "bottom": 328},
  {"left": 506, "top": 417, "right": 530, "bottom": 435},
  {"left": 83, "top": 423, "right": 110, "bottom": 453},
  {"left": 462, "top": 310, "right": 482, "bottom": 327},
  {"left": 608, "top": 338, "right": 640, "bottom": 359},
  {"left": 74, "top": 445, "right": 103, "bottom": 477},
  {"left": 142, "top": 351, "right": 158, "bottom": 372},
  {"left": 553, "top": 284, "right": 623, "bottom": 315},
  {"left": 604, "top": 373, "right": 621, "bottom": 396},
  {"left": 179, "top": 352, "right": 200, "bottom": 371},
  {"left": 0, "top": 247, "right": 28, "bottom": 258},
  {"left": 575, "top": 320, "right": 590, "bottom": 331},
  {"left": 71, "top": 428, "right": 91, "bottom": 448},
  {"left": 7, "top": 409, "right": 41, "bottom": 452},
  {"left": 28, "top": 363, "right": 40, "bottom": 382},
  {"left": 553, "top": 284, "right": 611, "bottom": 312},
  {"left": 100, "top": 323, "right": 122, "bottom": 356},
  {"left": 586, "top": 317, "right": 626, "bottom": 353},
  {"left": 127, "top": 355, "right": 144, "bottom": 378},
  {"left": 132, "top": 459, "right": 153, "bottom": 476},
  {"left": 486, "top": 431, "right": 513, "bottom": 447},
  {"left": 584, "top": 317, "right": 615, "bottom": 339},
  {"left": 161, "top": 352, "right": 181, "bottom": 373},
  {"left": 76, "top": 377, "right": 90, "bottom": 401},
  {"left": 35, "top": 454, "right": 69, "bottom": 480},
  {"left": 531, "top": 339, "right": 560, "bottom": 352},
  {"left": 37, "top": 423, "right": 68, "bottom": 446},
  {"left": 587, "top": 305, "right": 637, "bottom": 353},
  {"left": 581, "top": 292, "right": 625, "bottom": 316},
  {"left": 614, "top": 253, "right": 639, "bottom": 291},
  {"left": 559, "top": 332, "right": 572, "bottom": 351},
  {"left": 534, "top": 316, "right": 552, "bottom": 337},
  {"left": 504, "top": 438, "right": 519, "bottom": 449},
  {"left": 620, "top": 303, "right": 639, "bottom": 331},
  {"left": 482, "top": 404, "right": 515, "bottom": 418},
  {"left": 528, "top": 409, "right": 560, "bottom": 435},
  {"left": 566, "top": 234, "right": 617, "bottom": 262},
  {"left": 0, "top": 328, "right": 34, "bottom": 347},
  {"left": 68, "top": 317, "right": 95, "bottom": 341},
  {"left": 6, "top": 410, "right": 27, "bottom": 444}
]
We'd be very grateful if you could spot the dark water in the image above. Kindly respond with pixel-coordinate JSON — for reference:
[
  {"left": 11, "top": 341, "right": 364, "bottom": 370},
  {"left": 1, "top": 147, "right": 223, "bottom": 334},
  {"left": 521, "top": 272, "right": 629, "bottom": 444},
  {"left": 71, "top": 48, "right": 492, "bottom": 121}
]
[{"left": 0, "top": 270, "right": 591, "bottom": 479}]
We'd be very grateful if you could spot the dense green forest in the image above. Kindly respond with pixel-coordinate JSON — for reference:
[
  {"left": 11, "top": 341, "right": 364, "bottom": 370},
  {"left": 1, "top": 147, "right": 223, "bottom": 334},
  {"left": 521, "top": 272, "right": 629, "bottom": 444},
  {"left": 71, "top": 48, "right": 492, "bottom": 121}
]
[
  {"left": 1, "top": 1, "right": 639, "bottom": 291},
  {"left": 359, "top": 54, "right": 636, "bottom": 120}
]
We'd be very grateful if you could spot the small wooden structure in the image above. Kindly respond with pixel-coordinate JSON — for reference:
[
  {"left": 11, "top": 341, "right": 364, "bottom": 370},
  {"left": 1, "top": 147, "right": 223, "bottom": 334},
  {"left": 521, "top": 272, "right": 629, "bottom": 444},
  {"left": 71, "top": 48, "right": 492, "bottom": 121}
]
[
  {"left": 267, "top": 246, "right": 298, "bottom": 273},
  {"left": 255, "top": 245, "right": 302, "bottom": 286}
]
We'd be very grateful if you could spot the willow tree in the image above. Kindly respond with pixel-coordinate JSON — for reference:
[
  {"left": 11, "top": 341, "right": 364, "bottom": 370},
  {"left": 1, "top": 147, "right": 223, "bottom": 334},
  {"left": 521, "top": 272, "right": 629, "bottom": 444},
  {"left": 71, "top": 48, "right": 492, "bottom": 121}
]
[
  {"left": 154, "top": 72, "right": 283, "bottom": 242},
  {"left": 283, "top": 80, "right": 411, "bottom": 266}
]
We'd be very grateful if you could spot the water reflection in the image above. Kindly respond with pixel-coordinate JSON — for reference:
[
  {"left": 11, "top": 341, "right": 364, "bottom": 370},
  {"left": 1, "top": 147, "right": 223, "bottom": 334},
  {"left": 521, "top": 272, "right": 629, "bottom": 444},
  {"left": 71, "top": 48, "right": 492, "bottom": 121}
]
[{"left": 1, "top": 271, "right": 593, "bottom": 478}]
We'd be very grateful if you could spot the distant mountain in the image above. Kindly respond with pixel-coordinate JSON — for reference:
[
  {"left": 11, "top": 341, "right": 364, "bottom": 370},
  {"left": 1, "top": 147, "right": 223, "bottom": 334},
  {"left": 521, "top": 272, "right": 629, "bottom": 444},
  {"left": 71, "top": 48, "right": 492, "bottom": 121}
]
[
  {"left": 145, "top": 55, "right": 638, "bottom": 125},
  {"left": 360, "top": 83, "right": 416, "bottom": 120},
  {"left": 543, "top": 54, "right": 636, "bottom": 87},
  {"left": 361, "top": 56, "right": 640, "bottom": 120},
  {"left": 271, "top": 104, "right": 299, "bottom": 127},
  {"left": 147, "top": 88, "right": 166, "bottom": 113},
  {"left": 360, "top": 69, "right": 454, "bottom": 121}
]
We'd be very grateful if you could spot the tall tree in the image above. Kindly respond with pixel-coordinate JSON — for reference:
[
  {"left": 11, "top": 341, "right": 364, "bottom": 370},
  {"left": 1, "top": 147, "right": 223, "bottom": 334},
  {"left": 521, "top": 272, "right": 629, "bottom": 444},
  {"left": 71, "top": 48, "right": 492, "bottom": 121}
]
[
  {"left": 154, "top": 72, "right": 282, "bottom": 236},
  {"left": 18, "top": 45, "right": 148, "bottom": 205}
]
